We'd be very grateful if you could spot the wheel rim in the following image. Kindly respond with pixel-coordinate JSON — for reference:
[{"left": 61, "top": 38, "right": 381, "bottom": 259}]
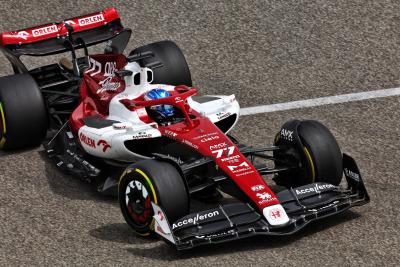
[{"left": 125, "top": 179, "right": 153, "bottom": 228}]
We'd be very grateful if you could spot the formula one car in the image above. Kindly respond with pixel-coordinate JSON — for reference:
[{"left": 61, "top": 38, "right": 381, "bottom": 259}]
[{"left": 0, "top": 8, "right": 369, "bottom": 250}]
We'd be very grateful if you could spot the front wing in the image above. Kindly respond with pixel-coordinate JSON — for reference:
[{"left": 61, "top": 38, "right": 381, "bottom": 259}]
[{"left": 152, "top": 154, "right": 369, "bottom": 250}]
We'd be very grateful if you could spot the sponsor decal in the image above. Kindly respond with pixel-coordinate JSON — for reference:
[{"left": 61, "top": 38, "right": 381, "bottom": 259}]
[
  {"left": 270, "top": 209, "right": 282, "bottom": 219},
  {"left": 192, "top": 132, "right": 218, "bottom": 140},
  {"left": 16, "top": 31, "right": 29, "bottom": 40},
  {"left": 212, "top": 145, "right": 235, "bottom": 158},
  {"left": 162, "top": 130, "right": 196, "bottom": 148},
  {"left": 200, "top": 135, "right": 219, "bottom": 143},
  {"left": 163, "top": 154, "right": 184, "bottom": 165},
  {"left": 209, "top": 142, "right": 227, "bottom": 150},
  {"left": 221, "top": 154, "right": 240, "bottom": 162},
  {"left": 79, "top": 133, "right": 96, "bottom": 148},
  {"left": 257, "top": 192, "right": 272, "bottom": 200},
  {"left": 235, "top": 170, "right": 255, "bottom": 177},
  {"left": 172, "top": 211, "right": 220, "bottom": 230},
  {"left": 103, "top": 61, "right": 117, "bottom": 76},
  {"left": 32, "top": 25, "right": 58, "bottom": 37},
  {"left": 344, "top": 168, "right": 360, "bottom": 181},
  {"left": 251, "top": 185, "right": 265, "bottom": 192},
  {"left": 85, "top": 58, "right": 102, "bottom": 76},
  {"left": 308, "top": 200, "right": 339, "bottom": 212},
  {"left": 280, "top": 128, "right": 294, "bottom": 142},
  {"left": 195, "top": 229, "right": 235, "bottom": 239},
  {"left": 227, "top": 161, "right": 251, "bottom": 173},
  {"left": 224, "top": 158, "right": 240, "bottom": 164},
  {"left": 256, "top": 192, "right": 278, "bottom": 204},
  {"left": 97, "top": 81, "right": 120, "bottom": 94},
  {"left": 263, "top": 204, "right": 290, "bottom": 226},
  {"left": 113, "top": 124, "right": 128, "bottom": 130},
  {"left": 216, "top": 111, "right": 231, "bottom": 120},
  {"left": 295, "top": 183, "right": 336, "bottom": 195},
  {"left": 85, "top": 59, "right": 118, "bottom": 91},
  {"left": 96, "top": 62, "right": 119, "bottom": 93},
  {"left": 78, "top": 14, "right": 105, "bottom": 26},
  {"left": 164, "top": 130, "right": 177, "bottom": 137},
  {"left": 182, "top": 140, "right": 198, "bottom": 149},
  {"left": 174, "top": 96, "right": 184, "bottom": 103},
  {"left": 132, "top": 132, "right": 153, "bottom": 140},
  {"left": 97, "top": 140, "right": 111, "bottom": 152}
]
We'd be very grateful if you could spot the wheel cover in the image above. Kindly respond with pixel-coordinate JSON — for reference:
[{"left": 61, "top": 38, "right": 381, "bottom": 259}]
[{"left": 125, "top": 180, "right": 153, "bottom": 227}]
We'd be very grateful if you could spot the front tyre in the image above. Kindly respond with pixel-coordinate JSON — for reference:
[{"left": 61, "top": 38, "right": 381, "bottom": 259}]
[
  {"left": 118, "top": 160, "right": 189, "bottom": 236},
  {"left": 274, "top": 120, "right": 343, "bottom": 187},
  {"left": 298, "top": 120, "right": 343, "bottom": 185}
]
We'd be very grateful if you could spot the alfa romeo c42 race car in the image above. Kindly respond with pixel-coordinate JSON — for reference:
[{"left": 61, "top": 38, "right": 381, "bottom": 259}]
[{"left": 0, "top": 8, "right": 369, "bottom": 250}]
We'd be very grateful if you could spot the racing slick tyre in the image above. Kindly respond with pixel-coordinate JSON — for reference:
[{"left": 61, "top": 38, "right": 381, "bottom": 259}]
[
  {"left": 274, "top": 120, "right": 343, "bottom": 187},
  {"left": 119, "top": 159, "right": 189, "bottom": 236},
  {"left": 130, "top": 40, "right": 192, "bottom": 86},
  {"left": 0, "top": 74, "right": 47, "bottom": 150}
]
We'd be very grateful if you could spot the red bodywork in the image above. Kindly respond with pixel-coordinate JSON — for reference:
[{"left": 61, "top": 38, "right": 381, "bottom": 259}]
[
  {"left": 0, "top": 8, "right": 119, "bottom": 46},
  {"left": 0, "top": 5, "right": 282, "bottom": 219},
  {"left": 69, "top": 54, "right": 127, "bottom": 133},
  {"left": 70, "top": 56, "right": 280, "bottom": 213},
  {"left": 119, "top": 86, "right": 281, "bottom": 212},
  {"left": 161, "top": 121, "right": 281, "bottom": 210}
]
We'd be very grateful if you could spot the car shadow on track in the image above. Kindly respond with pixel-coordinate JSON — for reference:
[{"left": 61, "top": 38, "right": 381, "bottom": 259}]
[
  {"left": 40, "top": 151, "right": 117, "bottom": 203},
  {"left": 0, "top": 146, "right": 41, "bottom": 158},
  {"left": 39, "top": 150, "right": 363, "bottom": 258},
  {"left": 123, "top": 211, "right": 361, "bottom": 260},
  {"left": 88, "top": 198, "right": 239, "bottom": 245},
  {"left": 89, "top": 223, "right": 160, "bottom": 245}
]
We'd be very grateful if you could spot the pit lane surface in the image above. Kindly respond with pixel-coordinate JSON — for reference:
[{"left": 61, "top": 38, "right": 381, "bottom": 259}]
[{"left": 0, "top": 1, "right": 399, "bottom": 266}]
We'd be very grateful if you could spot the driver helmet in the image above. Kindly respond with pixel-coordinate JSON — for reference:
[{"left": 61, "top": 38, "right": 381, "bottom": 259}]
[{"left": 144, "top": 89, "right": 175, "bottom": 117}]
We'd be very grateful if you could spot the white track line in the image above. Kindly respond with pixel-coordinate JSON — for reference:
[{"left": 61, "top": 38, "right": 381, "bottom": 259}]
[
  {"left": 1, "top": 87, "right": 399, "bottom": 157},
  {"left": 241, "top": 87, "right": 400, "bottom": 115}
]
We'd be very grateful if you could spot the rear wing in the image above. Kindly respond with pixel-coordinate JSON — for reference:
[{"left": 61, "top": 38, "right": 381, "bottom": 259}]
[{"left": 0, "top": 8, "right": 131, "bottom": 73}]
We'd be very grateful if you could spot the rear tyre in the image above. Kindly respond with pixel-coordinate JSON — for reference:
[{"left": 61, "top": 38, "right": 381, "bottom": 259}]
[
  {"left": 118, "top": 160, "right": 189, "bottom": 236},
  {"left": 130, "top": 40, "right": 192, "bottom": 86},
  {"left": 274, "top": 120, "right": 343, "bottom": 187},
  {"left": 0, "top": 74, "right": 47, "bottom": 150}
]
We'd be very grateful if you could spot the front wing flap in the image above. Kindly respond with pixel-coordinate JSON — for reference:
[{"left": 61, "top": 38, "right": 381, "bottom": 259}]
[{"left": 152, "top": 153, "right": 369, "bottom": 250}]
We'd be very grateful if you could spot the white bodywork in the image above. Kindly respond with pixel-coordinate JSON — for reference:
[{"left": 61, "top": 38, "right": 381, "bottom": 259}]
[{"left": 78, "top": 62, "right": 240, "bottom": 162}]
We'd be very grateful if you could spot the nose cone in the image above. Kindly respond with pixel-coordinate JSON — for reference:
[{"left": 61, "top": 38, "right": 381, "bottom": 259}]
[{"left": 263, "top": 204, "right": 290, "bottom": 226}]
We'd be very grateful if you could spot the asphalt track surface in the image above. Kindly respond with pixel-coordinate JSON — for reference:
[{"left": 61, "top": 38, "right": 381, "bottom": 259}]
[{"left": 0, "top": 1, "right": 399, "bottom": 266}]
